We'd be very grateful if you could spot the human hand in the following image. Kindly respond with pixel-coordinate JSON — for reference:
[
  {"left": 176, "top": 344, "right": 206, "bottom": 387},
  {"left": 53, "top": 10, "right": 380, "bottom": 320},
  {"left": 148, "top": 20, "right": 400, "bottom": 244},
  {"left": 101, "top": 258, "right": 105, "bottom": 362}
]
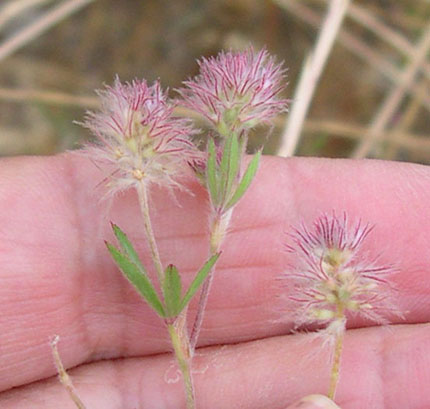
[{"left": 0, "top": 154, "right": 429, "bottom": 408}]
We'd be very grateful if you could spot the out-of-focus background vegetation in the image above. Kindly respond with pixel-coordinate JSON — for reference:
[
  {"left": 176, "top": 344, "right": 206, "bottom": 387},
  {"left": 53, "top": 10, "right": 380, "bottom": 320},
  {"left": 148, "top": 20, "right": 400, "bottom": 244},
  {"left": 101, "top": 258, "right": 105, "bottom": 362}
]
[{"left": 0, "top": 0, "right": 429, "bottom": 162}]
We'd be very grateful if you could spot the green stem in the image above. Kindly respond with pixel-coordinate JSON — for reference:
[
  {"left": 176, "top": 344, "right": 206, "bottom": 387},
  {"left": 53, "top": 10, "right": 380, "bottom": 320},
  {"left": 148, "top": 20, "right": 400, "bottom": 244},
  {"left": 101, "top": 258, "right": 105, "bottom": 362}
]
[
  {"left": 327, "top": 314, "right": 345, "bottom": 400},
  {"left": 136, "top": 181, "right": 164, "bottom": 283},
  {"left": 189, "top": 121, "right": 245, "bottom": 349},
  {"left": 167, "top": 312, "right": 195, "bottom": 409},
  {"left": 190, "top": 209, "right": 232, "bottom": 349}
]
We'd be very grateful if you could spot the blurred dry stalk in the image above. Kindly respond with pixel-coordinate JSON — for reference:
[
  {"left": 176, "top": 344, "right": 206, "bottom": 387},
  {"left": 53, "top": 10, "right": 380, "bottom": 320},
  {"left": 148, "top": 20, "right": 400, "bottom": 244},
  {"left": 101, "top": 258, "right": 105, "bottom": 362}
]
[
  {"left": 276, "top": 0, "right": 350, "bottom": 157},
  {"left": 275, "top": 0, "right": 430, "bottom": 160},
  {"left": 0, "top": 0, "right": 96, "bottom": 155},
  {"left": 347, "top": 2, "right": 430, "bottom": 81},
  {"left": 383, "top": 76, "right": 428, "bottom": 159},
  {"left": 303, "top": 120, "right": 430, "bottom": 155},
  {"left": 0, "top": 87, "right": 98, "bottom": 108},
  {"left": 0, "top": 0, "right": 54, "bottom": 30},
  {"left": 0, "top": 0, "right": 429, "bottom": 161},
  {"left": 353, "top": 21, "right": 430, "bottom": 158},
  {"left": 0, "top": 0, "right": 95, "bottom": 61},
  {"left": 278, "top": 0, "right": 430, "bottom": 113}
]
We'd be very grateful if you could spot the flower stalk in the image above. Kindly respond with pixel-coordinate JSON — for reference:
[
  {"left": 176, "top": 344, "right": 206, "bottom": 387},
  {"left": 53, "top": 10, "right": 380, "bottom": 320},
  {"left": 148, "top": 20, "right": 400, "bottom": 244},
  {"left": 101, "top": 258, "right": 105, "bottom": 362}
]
[
  {"left": 190, "top": 208, "right": 232, "bottom": 348},
  {"left": 136, "top": 181, "right": 164, "bottom": 282},
  {"left": 284, "top": 213, "right": 401, "bottom": 402},
  {"left": 180, "top": 49, "right": 288, "bottom": 351},
  {"left": 136, "top": 181, "right": 196, "bottom": 408},
  {"left": 81, "top": 76, "right": 224, "bottom": 409},
  {"left": 327, "top": 317, "right": 345, "bottom": 400}
]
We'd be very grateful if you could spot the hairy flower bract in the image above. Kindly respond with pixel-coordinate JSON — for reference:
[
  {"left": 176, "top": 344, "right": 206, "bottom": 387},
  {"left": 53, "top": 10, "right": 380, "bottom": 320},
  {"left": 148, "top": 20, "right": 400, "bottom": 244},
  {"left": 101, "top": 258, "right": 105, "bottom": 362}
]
[
  {"left": 83, "top": 77, "right": 199, "bottom": 195},
  {"left": 177, "top": 48, "right": 288, "bottom": 134},
  {"left": 285, "top": 213, "right": 399, "bottom": 331}
]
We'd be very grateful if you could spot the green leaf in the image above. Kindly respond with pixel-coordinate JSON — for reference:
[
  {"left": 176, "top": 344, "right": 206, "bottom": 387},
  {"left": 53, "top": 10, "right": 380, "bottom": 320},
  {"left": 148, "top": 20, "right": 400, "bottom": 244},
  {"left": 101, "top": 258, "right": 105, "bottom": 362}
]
[
  {"left": 106, "top": 242, "right": 166, "bottom": 317},
  {"left": 225, "top": 150, "right": 261, "bottom": 210},
  {"left": 219, "top": 134, "right": 240, "bottom": 204},
  {"left": 163, "top": 264, "right": 182, "bottom": 318},
  {"left": 206, "top": 138, "right": 219, "bottom": 205},
  {"left": 180, "top": 253, "right": 221, "bottom": 311},
  {"left": 219, "top": 135, "right": 232, "bottom": 190},
  {"left": 224, "top": 134, "right": 240, "bottom": 201},
  {"left": 111, "top": 223, "right": 145, "bottom": 272}
]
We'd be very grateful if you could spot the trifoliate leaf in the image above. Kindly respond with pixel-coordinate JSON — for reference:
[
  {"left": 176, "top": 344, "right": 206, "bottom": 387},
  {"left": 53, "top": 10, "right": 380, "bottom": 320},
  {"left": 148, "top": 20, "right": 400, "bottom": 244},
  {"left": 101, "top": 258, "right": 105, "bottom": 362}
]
[
  {"left": 225, "top": 150, "right": 261, "bottom": 211},
  {"left": 163, "top": 264, "right": 182, "bottom": 318},
  {"left": 106, "top": 242, "right": 166, "bottom": 317},
  {"left": 180, "top": 253, "right": 220, "bottom": 311}
]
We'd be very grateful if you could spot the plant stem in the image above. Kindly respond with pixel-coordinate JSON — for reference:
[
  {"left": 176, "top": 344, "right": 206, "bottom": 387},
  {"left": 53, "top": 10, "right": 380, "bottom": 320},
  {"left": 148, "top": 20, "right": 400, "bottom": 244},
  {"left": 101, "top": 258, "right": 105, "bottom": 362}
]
[
  {"left": 167, "top": 312, "right": 195, "bottom": 409},
  {"left": 209, "top": 209, "right": 232, "bottom": 254},
  {"left": 51, "top": 336, "right": 88, "bottom": 409},
  {"left": 136, "top": 182, "right": 195, "bottom": 407},
  {"left": 190, "top": 209, "right": 232, "bottom": 349},
  {"left": 327, "top": 315, "right": 345, "bottom": 400},
  {"left": 136, "top": 181, "right": 164, "bottom": 283}
]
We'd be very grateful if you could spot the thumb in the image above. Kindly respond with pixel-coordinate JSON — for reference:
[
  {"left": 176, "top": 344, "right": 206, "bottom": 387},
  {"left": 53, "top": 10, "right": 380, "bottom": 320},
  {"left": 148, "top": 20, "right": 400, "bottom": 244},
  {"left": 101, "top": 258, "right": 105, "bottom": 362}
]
[{"left": 286, "top": 394, "right": 341, "bottom": 409}]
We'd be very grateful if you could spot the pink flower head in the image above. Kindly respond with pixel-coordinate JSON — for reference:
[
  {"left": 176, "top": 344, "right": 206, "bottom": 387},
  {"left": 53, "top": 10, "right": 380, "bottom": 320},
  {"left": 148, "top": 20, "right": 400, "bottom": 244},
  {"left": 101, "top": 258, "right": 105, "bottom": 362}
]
[
  {"left": 177, "top": 48, "right": 288, "bottom": 134},
  {"left": 83, "top": 77, "right": 200, "bottom": 195},
  {"left": 285, "top": 213, "right": 400, "bottom": 330}
]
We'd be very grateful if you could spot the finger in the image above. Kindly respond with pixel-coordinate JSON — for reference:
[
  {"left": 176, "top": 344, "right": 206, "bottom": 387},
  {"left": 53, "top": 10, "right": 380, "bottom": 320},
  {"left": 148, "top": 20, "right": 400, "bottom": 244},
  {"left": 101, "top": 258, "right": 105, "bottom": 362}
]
[
  {"left": 1, "top": 323, "right": 429, "bottom": 408},
  {"left": 1, "top": 155, "right": 430, "bottom": 391}
]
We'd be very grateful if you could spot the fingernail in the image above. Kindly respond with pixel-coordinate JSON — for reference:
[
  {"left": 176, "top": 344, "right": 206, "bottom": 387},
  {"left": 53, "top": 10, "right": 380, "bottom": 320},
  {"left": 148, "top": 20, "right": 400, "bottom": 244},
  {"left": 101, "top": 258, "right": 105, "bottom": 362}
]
[{"left": 287, "top": 394, "right": 341, "bottom": 409}]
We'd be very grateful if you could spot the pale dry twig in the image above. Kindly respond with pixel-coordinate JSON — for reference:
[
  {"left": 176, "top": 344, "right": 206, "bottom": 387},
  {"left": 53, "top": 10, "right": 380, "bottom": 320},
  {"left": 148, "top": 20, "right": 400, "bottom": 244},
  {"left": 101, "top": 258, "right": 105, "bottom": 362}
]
[
  {"left": 278, "top": 0, "right": 430, "bottom": 113},
  {"left": 353, "top": 20, "right": 430, "bottom": 158},
  {"left": 51, "top": 336, "right": 88, "bottom": 409},
  {"left": 347, "top": 2, "right": 430, "bottom": 81},
  {"left": 0, "top": 0, "right": 54, "bottom": 30},
  {"left": 383, "top": 76, "right": 429, "bottom": 160},
  {"left": 0, "top": 87, "right": 98, "bottom": 108},
  {"left": 0, "top": 0, "right": 95, "bottom": 62},
  {"left": 276, "top": 0, "right": 351, "bottom": 157},
  {"left": 303, "top": 119, "right": 430, "bottom": 153}
]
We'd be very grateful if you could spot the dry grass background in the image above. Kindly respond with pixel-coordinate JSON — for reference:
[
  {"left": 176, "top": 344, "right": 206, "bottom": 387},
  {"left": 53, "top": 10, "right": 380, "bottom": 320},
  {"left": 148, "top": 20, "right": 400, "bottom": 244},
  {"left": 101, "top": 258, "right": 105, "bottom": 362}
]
[{"left": 0, "top": 0, "right": 429, "bottom": 163}]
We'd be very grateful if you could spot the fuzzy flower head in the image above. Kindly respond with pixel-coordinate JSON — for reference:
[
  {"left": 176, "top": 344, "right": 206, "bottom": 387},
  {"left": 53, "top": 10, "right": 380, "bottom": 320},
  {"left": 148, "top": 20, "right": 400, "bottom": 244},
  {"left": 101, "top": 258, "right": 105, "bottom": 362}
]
[
  {"left": 83, "top": 77, "right": 199, "bottom": 195},
  {"left": 285, "top": 213, "right": 399, "bottom": 331},
  {"left": 177, "top": 48, "right": 288, "bottom": 135}
]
